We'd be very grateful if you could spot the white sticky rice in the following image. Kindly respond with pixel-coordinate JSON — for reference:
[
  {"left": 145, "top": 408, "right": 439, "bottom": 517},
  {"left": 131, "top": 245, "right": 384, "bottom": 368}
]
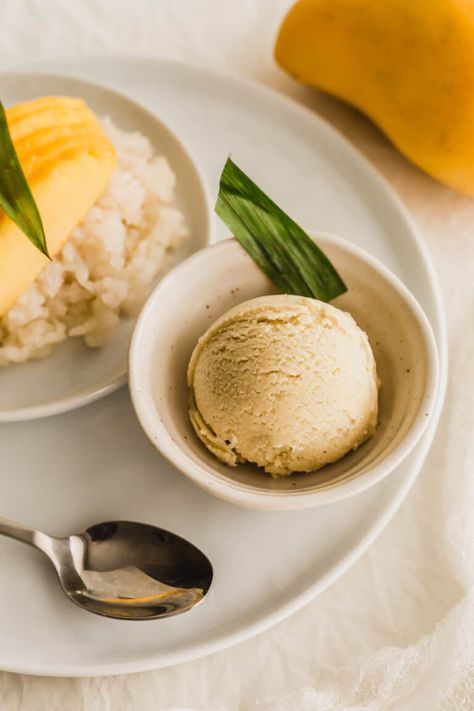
[{"left": 0, "top": 118, "right": 188, "bottom": 366}]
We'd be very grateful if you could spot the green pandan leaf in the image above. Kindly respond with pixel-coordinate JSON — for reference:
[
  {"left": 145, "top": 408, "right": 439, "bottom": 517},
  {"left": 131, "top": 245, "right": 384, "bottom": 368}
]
[
  {"left": 216, "top": 157, "right": 346, "bottom": 301},
  {"left": 0, "top": 100, "right": 49, "bottom": 258}
]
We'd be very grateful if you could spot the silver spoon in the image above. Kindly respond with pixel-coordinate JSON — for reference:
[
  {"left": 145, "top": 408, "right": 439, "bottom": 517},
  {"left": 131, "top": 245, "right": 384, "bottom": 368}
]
[{"left": 0, "top": 517, "right": 213, "bottom": 620}]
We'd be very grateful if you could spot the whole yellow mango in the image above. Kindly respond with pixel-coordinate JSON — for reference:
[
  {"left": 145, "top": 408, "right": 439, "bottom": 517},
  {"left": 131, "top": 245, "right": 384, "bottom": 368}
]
[{"left": 275, "top": 0, "right": 474, "bottom": 195}]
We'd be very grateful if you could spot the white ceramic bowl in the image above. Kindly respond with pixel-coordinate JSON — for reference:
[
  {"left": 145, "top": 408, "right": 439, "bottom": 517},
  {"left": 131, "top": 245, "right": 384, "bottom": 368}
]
[{"left": 129, "top": 233, "right": 439, "bottom": 510}]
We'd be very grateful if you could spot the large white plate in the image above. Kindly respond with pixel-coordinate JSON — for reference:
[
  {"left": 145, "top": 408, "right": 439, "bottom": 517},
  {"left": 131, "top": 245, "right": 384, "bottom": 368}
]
[
  {"left": 0, "top": 58, "right": 447, "bottom": 677},
  {"left": 0, "top": 73, "right": 211, "bottom": 422}
]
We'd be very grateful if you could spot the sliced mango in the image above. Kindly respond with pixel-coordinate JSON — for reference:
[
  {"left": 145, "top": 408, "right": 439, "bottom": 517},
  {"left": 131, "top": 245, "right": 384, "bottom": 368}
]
[
  {"left": 6, "top": 96, "right": 85, "bottom": 123},
  {"left": 17, "top": 130, "right": 107, "bottom": 179},
  {"left": 0, "top": 96, "right": 116, "bottom": 315}
]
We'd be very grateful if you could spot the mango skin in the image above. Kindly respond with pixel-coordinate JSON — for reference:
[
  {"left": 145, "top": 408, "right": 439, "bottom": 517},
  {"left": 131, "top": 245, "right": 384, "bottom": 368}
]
[
  {"left": 0, "top": 97, "right": 116, "bottom": 315},
  {"left": 275, "top": 0, "right": 474, "bottom": 195}
]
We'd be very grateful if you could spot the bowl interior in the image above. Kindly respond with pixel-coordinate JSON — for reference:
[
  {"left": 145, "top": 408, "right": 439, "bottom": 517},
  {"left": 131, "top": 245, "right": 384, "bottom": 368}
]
[{"left": 132, "top": 235, "right": 436, "bottom": 502}]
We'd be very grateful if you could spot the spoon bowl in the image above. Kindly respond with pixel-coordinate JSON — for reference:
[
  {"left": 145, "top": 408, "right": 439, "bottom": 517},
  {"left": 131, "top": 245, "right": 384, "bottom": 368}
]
[{"left": 0, "top": 517, "right": 213, "bottom": 620}]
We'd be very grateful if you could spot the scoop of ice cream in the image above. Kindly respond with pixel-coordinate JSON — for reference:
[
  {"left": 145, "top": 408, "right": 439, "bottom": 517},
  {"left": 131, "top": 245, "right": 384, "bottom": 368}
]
[{"left": 188, "top": 294, "right": 378, "bottom": 477}]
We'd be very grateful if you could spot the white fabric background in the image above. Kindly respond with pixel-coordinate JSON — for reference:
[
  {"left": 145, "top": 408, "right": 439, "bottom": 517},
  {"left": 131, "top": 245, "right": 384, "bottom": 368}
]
[{"left": 0, "top": 1, "right": 473, "bottom": 709}]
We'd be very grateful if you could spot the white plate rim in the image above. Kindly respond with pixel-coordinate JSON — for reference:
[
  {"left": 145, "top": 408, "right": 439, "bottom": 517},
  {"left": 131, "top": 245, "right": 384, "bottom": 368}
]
[{"left": 0, "top": 56, "right": 448, "bottom": 677}]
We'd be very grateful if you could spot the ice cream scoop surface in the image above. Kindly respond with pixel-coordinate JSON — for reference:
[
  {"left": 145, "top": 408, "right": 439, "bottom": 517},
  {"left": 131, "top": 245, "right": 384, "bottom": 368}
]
[{"left": 188, "top": 294, "right": 378, "bottom": 476}]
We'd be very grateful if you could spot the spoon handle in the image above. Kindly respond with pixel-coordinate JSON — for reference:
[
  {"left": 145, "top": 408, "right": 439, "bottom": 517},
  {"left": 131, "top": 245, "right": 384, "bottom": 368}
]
[{"left": 0, "top": 516, "right": 52, "bottom": 555}]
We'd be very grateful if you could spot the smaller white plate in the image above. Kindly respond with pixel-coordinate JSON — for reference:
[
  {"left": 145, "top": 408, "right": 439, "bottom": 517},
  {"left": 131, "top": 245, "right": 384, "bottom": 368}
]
[{"left": 0, "top": 72, "right": 212, "bottom": 422}]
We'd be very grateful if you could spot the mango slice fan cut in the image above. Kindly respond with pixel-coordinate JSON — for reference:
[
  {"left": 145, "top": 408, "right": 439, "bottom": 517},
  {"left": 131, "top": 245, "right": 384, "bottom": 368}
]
[
  {"left": 0, "top": 96, "right": 116, "bottom": 317},
  {"left": 0, "top": 100, "right": 49, "bottom": 257}
]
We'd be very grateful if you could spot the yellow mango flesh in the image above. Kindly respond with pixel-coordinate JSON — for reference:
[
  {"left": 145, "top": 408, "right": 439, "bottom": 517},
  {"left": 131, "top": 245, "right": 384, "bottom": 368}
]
[
  {"left": 275, "top": 0, "right": 474, "bottom": 195},
  {"left": 0, "top": 96, "right": 116, "bottom": 315}
]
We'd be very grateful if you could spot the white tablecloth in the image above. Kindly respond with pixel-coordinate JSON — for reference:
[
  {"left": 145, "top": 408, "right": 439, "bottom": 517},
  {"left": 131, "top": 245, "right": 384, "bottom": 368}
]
[{"left": 1, "top": 1, "right": 473, "bottom": 709}]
